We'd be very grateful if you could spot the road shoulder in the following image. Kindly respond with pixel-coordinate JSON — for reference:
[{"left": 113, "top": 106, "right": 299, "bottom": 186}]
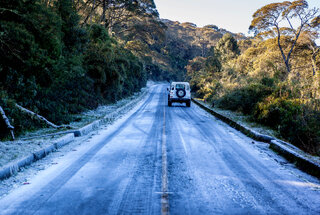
[
  {"left": 192, "top": 98, "right": 320, "bottom": 178},
  {"left": 0, "top": 82, "right": 156, "bottom": 182}
]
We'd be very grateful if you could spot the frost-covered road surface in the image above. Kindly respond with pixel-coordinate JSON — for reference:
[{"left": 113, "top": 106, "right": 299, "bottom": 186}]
[{"left": 0, "top": 84, "right": 320, "bottom": 215}]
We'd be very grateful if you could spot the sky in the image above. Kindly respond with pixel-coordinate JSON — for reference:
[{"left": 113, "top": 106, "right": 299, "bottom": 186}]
[{"left": 154, "top": 0, "right": 320, "bottom": 35}]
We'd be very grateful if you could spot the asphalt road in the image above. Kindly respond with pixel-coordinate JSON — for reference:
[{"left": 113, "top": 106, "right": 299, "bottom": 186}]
[{"left": 0, "top": 84, "right": 319, "bottom": 215}]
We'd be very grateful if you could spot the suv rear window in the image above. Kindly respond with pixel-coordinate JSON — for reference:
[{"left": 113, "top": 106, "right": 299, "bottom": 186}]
[{"left": 176, "top": 84, "right": 185, "bottom": 90}]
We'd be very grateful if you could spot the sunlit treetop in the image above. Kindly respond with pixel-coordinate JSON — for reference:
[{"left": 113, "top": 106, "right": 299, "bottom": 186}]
[{"left": 249, "top": 0, "right": 320, "bottom": 73}]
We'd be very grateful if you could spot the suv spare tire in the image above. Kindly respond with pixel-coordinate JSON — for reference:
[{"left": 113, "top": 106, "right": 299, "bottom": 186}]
[{"left": 176, "top": 89, "right": 186, "bottom": 98}]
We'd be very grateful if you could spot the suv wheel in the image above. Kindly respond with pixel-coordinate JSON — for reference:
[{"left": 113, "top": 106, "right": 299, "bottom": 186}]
[{"left": 176, "top": 89, "right": 186, "bottom": 98}]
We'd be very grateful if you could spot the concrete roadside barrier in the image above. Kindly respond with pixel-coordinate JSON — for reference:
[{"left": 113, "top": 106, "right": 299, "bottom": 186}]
[
  {"left": 54, "top": 133, "right": 74, "bottom": 148},
  {"left": 33, "top": 148, "right": 46, "bottom": 161},
  {"left": 74, "top": 120, "right": 100, "bottom": 137},
  {"left": 192, "top": 98, "right": 275, "bottom": 143},
  {"left": 0, "top": 89, "right": 149, "bottom": 181},
  {"left": 192, "top": 98, "right": 320, "bottom": 178},
  {"left": 270, "top": 140, "right": 320, "bottom": 178},
  {"left": 0, "top": 154, "right": 35, "bottom": 180},
  {"left": 0, "top": 133, "right": 74, "bottom": 180}
]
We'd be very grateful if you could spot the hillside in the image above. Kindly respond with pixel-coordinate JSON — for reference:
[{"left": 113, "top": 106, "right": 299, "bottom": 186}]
[
  {"left": 134, "top": 19, "right": 248, "bottom": 81},
  {"left": 163, "top": 19, "right": 247, "bottom": 55}
]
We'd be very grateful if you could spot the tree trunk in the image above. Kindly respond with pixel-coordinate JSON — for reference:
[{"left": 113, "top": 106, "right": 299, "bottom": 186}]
[
  {"left": 285, "top": 59, "right": 291, "bottom": 74},
  {"left": 310, "top": 47, "right": 320, "bottom": 98},
  {"left": 276, "top": 25, "right": 291, "bottom": 73},
  {"left": 100, "top": 0, "right": 107, "bottom": 23},
  {"left": 90, "top": 0, "right": 96, "bottom": 24},
  {"left": 311, "top": 47, "right": 319, "bottom": 76},
  {"left": 0, "top": 106, "right": 15, "bottom": 140},
  {"left": 81, "top": 0, "right": 101, "bottom": 27},
  {"left": 315, "top": 65, "right": 320, "bottom": 99},
  {"left": 15, "top": 104, "right": 72, "bottom": 129},
  {"left": 108, "top": 24, "right": 113, "bottom": 35}
]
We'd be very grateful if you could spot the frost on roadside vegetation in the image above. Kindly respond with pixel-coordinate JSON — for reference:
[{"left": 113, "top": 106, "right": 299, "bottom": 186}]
[
  {"left": 0, "top": 82, "right": 153, "bottom": 168},
  {"left": 69, "top": 84, "right": 150, "bottom": 128}
]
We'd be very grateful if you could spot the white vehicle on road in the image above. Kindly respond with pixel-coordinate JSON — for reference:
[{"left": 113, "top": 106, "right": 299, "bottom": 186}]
[
  {"left": 167, "top": 82, "right": 191, "bottom": 107},
  {"left": 0, "top": 84, "right": 319, "bottom": 215}
]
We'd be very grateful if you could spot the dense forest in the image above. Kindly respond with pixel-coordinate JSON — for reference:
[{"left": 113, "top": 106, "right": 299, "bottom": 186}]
[
  {"left": 0, "top": 0, "right": 159, "bottom": 138},
  {"left": 0, "top": 0, "right": 320, "bottom": 155}
]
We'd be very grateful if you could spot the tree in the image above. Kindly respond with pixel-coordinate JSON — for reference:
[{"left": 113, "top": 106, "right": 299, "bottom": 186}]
[
  {"left": 0, "top": 0, "right": 148, "bottom": 138},
  {"left": 116, "top": 16, "right": 166, "bottom": 46},
  {"left": 186, "top": 46, "right": 222, "bottom": 100},
  {"left": 216, "top": 33, "right": 240, "bottom": 62},
  {"left": 77, "top": 0, "right": 158, "bottom": 34},
  {"left": 56, "top": 0, "right": 87, "bottom": 55},
  {"left": 205, "top": 47, "right": 222, "bottom": 73},
  {"left": 249, "top": 0, "right": 320, "bottom": 73},
  {"left": 204, "top": 24, "right": 219, "bottom": 31}
]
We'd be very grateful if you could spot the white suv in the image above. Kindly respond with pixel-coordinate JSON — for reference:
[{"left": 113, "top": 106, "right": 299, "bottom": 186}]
[{"left": 167, "top": 82, "right": 191, "bottom": 107}]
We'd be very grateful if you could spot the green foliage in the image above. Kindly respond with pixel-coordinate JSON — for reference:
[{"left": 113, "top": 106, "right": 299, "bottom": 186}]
[
  {"left": 0, "top": 0, "right": 146, "bottom": 138},
  {"left": 254, "top": 97, "right": 320, "bottom": 155},
  {"left": 187, "top": 19, "right": 320, "bottom": 155},
  {"left": 187, "top": 17, "right": 320, "bottom": 154},
  {"left": 254, "top": 97, "right": 301, "bottom": 127},
  {"left": 205, "top": 47, "right": 222, "bottom": 73},
  {"left": 85, "top": 24, "right": 146, "bottom": 102},
  {"left": 164, "top": 39, "right": 197, "bottom": 80},
  {"left": 0, "top": 0, "right": 62, "bottom": 103},
  {"left": 216, "top": 33, "right": 240, "bottom": 62},
  {"left": 56, "top": 0, "right": 87, "bottom": 55},
  {"left": 216, "top": 83, "right": 273, "bottom": 114}
]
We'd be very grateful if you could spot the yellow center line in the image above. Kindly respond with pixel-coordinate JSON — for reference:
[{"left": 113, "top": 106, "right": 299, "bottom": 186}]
[{"left": 161, "top": 95, "right": 169, "bottom": 215}]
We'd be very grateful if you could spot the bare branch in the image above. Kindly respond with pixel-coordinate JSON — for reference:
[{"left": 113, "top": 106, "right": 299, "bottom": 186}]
[
  {"left": 0, "top": 106, "right": 15, "bottom": 140},
  {"left": 286, "top": 16, "right": 297, "bottom": 36},
  {"left": 15, "top": 104, "right": 72, "bottom": 129}
]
